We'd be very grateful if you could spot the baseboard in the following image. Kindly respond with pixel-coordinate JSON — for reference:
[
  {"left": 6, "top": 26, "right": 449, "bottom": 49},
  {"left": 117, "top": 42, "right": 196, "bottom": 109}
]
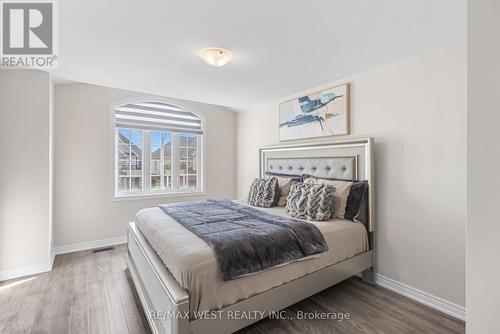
[
  {"left": 375, "top": 274, "right": 466, "bottom": 321},
  {"left": 53, "top": 235, "right": 127, "bottom": 255},
  {"left": 0, "top": 258, "right": 54, "bottom": 282}
]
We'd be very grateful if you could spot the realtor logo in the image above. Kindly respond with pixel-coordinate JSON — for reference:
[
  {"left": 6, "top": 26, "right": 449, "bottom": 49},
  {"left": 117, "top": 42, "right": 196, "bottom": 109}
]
[{"left": 1, "top": 0, "right": 57, "bottom": 68}]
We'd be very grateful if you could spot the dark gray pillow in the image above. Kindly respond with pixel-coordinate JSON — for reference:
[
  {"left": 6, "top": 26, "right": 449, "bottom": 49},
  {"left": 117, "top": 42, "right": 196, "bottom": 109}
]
[
  {"left": 247, "top": 177, "right": 280, "bottom": 208},
  {"left": 344, "top": 180, "right": 368, "bottom": 221},
  {"left": 285, "top": 182, "right": 335, "bottom": 221},
  {"left": 265, "top": 171, "right": 303, "bottom": 182}
]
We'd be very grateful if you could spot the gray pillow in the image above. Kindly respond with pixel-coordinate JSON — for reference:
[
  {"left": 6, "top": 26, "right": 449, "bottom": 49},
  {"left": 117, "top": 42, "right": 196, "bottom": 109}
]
[
  {"left": 247, "top": 177, "right": 280, "bottom": 208},
  {"left": 302, "top": 174, "right": 368, "bottom": 222},
  {"left": 285, "top": 182, "right": 336, "bottom": 221}
]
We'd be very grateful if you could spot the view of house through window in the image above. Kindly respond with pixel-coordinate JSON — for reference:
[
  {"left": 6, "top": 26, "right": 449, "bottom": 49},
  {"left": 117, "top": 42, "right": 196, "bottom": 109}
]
[
  {"left": 151, "top": 131, "right": 172, "bottom": 190},
  {"left": 118, "top": 129, "right": 143, "bottom": 192},
  {"left": 113, "top": 101, "right": 203, "bottom": 197},
  {"left": 180, "top": 134, "right": 198, "bottom": 188}
]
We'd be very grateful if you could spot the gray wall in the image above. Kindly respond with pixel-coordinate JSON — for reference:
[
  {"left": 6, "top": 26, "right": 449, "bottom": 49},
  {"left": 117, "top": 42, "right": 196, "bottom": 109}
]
[
  {"left": 54, "top": 83, "right": 236, "bottom": 246},
  {"left": 467, "top": 1, "right": 500, "bottom": 332},
  {"left": 236, "top": 43, "right": 466, "bottom": 307},
  {"left": 0, "top": 70, "right": 53, "bottom": 275}
]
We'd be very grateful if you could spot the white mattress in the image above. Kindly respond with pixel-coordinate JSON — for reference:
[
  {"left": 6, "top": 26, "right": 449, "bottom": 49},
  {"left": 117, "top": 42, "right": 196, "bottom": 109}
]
[{"left": 135, "top": 201, "right": 369, "bottom": 315}]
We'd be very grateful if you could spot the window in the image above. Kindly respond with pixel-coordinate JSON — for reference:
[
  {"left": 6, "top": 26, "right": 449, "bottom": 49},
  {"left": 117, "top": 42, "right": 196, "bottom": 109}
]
[
  {"left": 112, "top": 101, "right": 203, "bottom": 198},
  {"left": 150, "top": 131, "right": 172, "bottom": 190},
  {"left": 117, "top": 128, "right": 143, "bottom": 192},
  {"left": 179, "top": 134, "right": 199, "bottom": 188}
]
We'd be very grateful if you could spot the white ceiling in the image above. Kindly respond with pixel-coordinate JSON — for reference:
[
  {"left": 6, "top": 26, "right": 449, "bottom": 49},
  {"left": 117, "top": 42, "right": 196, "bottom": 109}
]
[{"left": 53, "top": 0, "right": 465, "bottom": 109}]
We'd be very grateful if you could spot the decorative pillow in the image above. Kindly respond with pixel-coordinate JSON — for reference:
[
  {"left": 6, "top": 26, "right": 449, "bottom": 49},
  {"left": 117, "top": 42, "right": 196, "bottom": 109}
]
[
  {"left": 285, "top": 182, "right": 335, "bottom": 221},
  {"left": 247, "top": 177, "right": 280, "bottom": 208},
  {"left": 265, "top": 172, "right": 302, "bottom": 206},
  {"left": 344, "top": 180, "right": 369, "bottom": 221},
  {"left": 265, "top": 171, "right": 303, "bottom": 180},
  {"left": 303, "top": 177, "right": 353, "bottom": 219},
  {"left": 303, "top": 174, "right": 368, "bottom": 222}
]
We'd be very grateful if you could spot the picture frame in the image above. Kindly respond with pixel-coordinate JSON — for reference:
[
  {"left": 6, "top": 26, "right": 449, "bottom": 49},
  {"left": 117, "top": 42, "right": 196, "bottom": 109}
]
[{"left": 279, "top": 83, "right": 350, "bottom": 141}]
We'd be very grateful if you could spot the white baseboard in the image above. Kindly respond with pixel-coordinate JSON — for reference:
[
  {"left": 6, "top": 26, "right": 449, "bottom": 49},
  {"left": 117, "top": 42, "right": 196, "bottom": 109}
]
[
  {"left": 375, "top": 274, "right": 466, "bottom": 321},
  {"left": 0, "top": 256, "right": 54, "bottom": 282},
  {"left": 53, "top": 235, "right": 127, "bottom": 255}
]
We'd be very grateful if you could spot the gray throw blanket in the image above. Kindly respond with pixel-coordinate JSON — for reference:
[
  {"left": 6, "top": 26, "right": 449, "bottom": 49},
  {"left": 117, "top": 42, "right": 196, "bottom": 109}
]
[{"left": 159, "top": 199, "right": 328, "bottom": 281}]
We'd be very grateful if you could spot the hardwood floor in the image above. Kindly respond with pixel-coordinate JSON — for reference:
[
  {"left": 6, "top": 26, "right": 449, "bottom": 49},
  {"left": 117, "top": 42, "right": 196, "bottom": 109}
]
[
  {"left": 0, "top": 246, "right": 464, "bottom": 334},
  {"left": 0, "top": 245, "right": 149, "bottom": 334}
]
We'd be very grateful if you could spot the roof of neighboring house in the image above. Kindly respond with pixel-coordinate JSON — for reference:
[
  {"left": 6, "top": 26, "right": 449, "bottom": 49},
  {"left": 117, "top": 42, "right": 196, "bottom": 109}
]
[
  {"left": 151, "top": 143, "right": 172, "bottom": 159},
  {"left": 119, "top": 132, "right": 142, "bottom": 157},
  {"left": 119, "top": 133, "right": 196, "bottom": 160}
]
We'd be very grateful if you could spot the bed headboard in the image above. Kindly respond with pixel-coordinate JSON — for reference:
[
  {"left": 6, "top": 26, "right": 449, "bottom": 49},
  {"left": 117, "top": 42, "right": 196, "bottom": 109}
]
[{"left": 259, "top": 137, "right": 375, "bottom": 232}]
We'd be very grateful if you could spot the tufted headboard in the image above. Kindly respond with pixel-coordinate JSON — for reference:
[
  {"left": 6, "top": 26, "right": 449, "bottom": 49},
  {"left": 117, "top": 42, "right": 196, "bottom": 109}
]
[
  {"left": 267, "top": 156, "right": 358, "bottom": 180},
  {"left": 259, "top": 138, "right": 375, "bottom": 232}
]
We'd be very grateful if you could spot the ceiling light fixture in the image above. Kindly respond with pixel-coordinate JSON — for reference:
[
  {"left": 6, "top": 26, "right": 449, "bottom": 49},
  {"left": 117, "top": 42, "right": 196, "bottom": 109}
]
[{"left": 198, "top": 47, "right": 233, "bottom": 67}]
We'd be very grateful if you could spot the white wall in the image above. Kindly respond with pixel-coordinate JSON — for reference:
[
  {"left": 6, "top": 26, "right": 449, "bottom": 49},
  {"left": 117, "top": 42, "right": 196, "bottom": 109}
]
[
  {"left": 467, "top": 1, "right": 500, "bottom": 332},
  {"left": 236, "top": 43, "right": 466, "bottom": 307},
  {"left": 49, "top": 77, "right": 55, "bottom": 256},
  {"left": 54, "top": 83, "right": 236, "bottom": 247},
  {"left": 0, "top": 70, "right": 53, "bottom": 278}
]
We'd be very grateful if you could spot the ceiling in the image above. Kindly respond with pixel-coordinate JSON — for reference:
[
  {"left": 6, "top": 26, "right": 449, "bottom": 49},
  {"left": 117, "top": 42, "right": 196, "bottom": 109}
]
[{"left": 53, "top": 0, "right": 465, "bottom": 109}]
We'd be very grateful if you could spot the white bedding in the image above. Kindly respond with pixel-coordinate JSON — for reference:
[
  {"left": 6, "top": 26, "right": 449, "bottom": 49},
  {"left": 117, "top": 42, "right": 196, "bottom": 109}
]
[{"left": 135, "top": 201, "right": 369, "bottom": 315}]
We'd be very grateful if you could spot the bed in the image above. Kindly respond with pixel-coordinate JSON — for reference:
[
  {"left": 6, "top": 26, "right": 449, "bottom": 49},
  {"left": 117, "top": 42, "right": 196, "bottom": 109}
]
[{"left": 127, "top": 138, "right": 375, "bottom": 334}]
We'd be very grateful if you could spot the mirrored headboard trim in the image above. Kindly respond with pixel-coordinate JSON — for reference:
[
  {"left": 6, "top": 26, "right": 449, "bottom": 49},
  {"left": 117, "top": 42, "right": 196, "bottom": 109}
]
[{"left": 259, "top": 137, "right": 375, "bottom": 232}]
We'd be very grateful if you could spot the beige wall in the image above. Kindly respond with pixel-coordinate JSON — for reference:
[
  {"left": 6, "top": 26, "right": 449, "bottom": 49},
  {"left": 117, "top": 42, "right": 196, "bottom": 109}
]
[
  {"left": 467, "top": 1, "right": 500, "bottom": 332},
  {"left": 236, "top": 43, "right": 466, "bottom": 306},
  {"left": 0, "top": 70, "right": 53, "bottom": 274},
  {"left": 54, "top": 83, "right": 236, "bottom": 246}
]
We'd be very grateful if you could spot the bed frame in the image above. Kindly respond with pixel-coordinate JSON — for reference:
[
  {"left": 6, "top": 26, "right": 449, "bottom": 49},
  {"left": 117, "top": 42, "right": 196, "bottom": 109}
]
[{"left": 127, "top": 137, "right": 375, "bottom": 334}]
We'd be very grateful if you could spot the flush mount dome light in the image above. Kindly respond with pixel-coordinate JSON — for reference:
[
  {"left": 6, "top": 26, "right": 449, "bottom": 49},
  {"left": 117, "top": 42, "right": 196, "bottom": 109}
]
[{"left": 198, "top": 47, "right": 233, "bottom": 67}]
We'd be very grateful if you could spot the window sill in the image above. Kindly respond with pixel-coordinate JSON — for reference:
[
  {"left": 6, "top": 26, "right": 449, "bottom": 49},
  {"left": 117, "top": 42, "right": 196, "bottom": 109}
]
[{"left": 111, "top": 190, "right": 206, "bottom": 202}]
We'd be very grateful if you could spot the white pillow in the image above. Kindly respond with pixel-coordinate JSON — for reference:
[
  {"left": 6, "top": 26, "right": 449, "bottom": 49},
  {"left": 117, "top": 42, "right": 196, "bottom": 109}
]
[{"left": 274, "top": 176, "right": 294, "bottom": 206}]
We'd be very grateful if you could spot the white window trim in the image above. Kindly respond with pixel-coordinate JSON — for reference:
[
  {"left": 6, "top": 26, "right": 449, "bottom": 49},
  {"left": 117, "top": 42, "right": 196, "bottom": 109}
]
[{"left": 108, "top": 96, "right": 206, "bottom": 201}]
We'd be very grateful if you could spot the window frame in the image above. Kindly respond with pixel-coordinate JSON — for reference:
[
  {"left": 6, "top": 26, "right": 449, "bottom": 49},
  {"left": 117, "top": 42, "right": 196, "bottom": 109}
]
[{"left": 108, "top": 97, "right": 206, "bottom": 201}]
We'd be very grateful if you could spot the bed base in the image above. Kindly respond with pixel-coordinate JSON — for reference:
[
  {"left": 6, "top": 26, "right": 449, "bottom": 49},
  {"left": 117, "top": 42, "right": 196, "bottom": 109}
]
[{"left": 127, "top": 222, "right": 373, "bottom": 334}]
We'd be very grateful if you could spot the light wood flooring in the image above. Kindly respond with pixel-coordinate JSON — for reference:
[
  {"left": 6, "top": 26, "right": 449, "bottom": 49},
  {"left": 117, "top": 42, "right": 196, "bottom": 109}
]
[{"left": 0, "top": 245, "right": 464, "bottom": 334}]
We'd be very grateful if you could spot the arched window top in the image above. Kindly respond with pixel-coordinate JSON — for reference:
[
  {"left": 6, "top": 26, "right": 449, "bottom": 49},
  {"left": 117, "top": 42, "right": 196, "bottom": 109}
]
[{"left": 115, "top": 101, "right": 203, "bottom": 135}]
